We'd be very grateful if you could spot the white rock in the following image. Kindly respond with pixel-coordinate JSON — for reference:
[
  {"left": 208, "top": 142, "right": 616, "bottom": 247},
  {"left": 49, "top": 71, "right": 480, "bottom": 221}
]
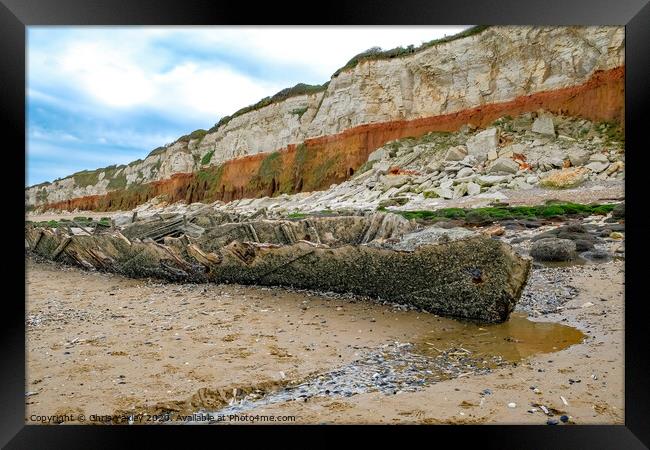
[
  {"left": 374, "top": 161, "right": 391, "bottom": 175},
  {"left": 456, "top": 167, "right": 475, "bottom": 178},
  {"left": 488, "top": 157, "right": 520, "bottom": 174},
  {"left": 433, "top": 187, "right": 454, "bottom": 199},
  {"left": 589, "top": 153, "right": 609, "bottom": 163},
  {"left": 453, "top": 183, "right": 468, "bottom": 198},
  {"left": 531, "top": 115, "right": 555, "bottom": 136},
  {"left": 445, "top": 145, "right": 468, "bottom": 161},
  {"left": 585, "top": 161, "right": 609, "bottom": 173},
  {"left": 466, "top": 128, "right": 498, "bottom": 162},
  {"left": 367, "top": 147, "right": 389, "bottom": 162},
  {"left": 467, "top": 182, "right": 481, "bottom": 196},
  {"left": 477, "top": 175, "right": 509, "bottom": 186},
  {"left": 567, "top": 148, "right": 591, "bottom": 166}
]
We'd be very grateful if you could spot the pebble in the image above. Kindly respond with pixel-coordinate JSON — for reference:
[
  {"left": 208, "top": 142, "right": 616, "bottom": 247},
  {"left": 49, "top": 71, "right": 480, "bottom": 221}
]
[
  {"left": 508, "top": 402, "right": 517, "bottom": 408},
  {"left": 546, "top": 419, "right": 559, "bottom": 425},
  {"left": 560, "top": 415, "right": 569, "bottom": 423}
]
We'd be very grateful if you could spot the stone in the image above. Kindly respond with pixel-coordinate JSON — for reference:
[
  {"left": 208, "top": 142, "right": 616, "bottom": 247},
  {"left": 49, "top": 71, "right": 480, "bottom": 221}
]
[
  {"left": 367, "top": 147, "right": 389, "bottom": 162},
  {"left": 439, "top": 179, "right": 454, "bottom": 189},
  {"left": 433, "top": 187, "right": 454, "bottom": 199},
  {"left": 383, "top": 175, "right": 410, "bottom": 189},
  {"left": 585, "top": 161, "right": 609, "bottom": 173},
  {"left": 374, "top": 161, "right": 391, "bottom": 175},
  {"left": 460, "top": 155, "right": 479, "bottom": 167},
  {"left": 511, "top": 178, "right": 533, "bottom": 190},
  {"left": 456, "top": 167, "right": 475, "bottom": 178},
  {"left": 582, "top": 249, "right": 610, "bottom": 261},
  {"left": 113, "top": 214, "right": 133, "bottom": 227},
  {"left": 539, "top": 167, "right": 589, "bottom": 189},
  {"left": 526, "top": 175, "right": 539, "bottom": 185},
  {"left": 530, "top": 238, "right": 577, "bottom": 261},
  {"left": 567, "top": 148, "right": 591, "bottom": 166},
  {"left": 487, "top": 149, "right": 498, "bottom": 161},
  {"left": 445, "top": 145, "right": 468, "bottom": 161},
  {"left": 444, "top": 164, "right": 462, "bottom": 174},
  {"left": 488, "top": 158, "right": 520, "bottom": 174},
  {"left": 589, "top": 153, "right": 609, "bottom": 163},
  {"left": 574, "top": 239, "right": 595, "bottom": 252},
  {"left": 606, "top": 161, "right": 624, "bottom": 175},
  {"left": 531, "top": 115, "right": 555, "bottom": 136},
  {"left": 502, "top": 143, "right": 526, "bottom": 157},
  {"left": 466, "top": 128, "right": 498, "bottom": 162},
  {"left": 467, "top": 182, "right": 481, "bottom": 196},
  {"left": 611, "top": 202, "right": 624, "bottom": 219},
  {"left": 477, "top": 175, "right": 509, "bottom": 186},
  {"left": 453, "top": 183, "right": 468, "bottom": 198}
]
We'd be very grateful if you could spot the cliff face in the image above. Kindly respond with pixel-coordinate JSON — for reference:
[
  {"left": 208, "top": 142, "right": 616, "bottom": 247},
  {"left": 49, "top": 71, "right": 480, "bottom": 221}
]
[{"left": 26, "top": 26, "right": 625, "bottom": 211}]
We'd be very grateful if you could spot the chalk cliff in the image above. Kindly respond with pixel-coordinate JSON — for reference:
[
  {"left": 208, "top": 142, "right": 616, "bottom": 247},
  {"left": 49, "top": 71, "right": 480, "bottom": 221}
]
[{"left": 26, "top": 25, "right": 624, "bottom": 211}]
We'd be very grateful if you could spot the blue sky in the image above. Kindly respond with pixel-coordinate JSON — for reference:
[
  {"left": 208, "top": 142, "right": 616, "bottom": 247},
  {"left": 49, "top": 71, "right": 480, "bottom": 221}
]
[{"left": 27, "top": 26, "right": 470, "bottom": 186}]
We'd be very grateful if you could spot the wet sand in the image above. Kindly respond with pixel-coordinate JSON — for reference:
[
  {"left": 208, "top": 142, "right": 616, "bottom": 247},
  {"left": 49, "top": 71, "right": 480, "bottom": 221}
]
[{"left": 25, "top": 257, "right": 623, "bottom": 425}]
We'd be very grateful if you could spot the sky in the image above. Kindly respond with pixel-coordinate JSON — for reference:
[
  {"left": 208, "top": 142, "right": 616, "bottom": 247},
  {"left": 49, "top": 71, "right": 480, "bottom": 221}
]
[{"left": 27, "top": 26, "right": 470, "bottom": 186}]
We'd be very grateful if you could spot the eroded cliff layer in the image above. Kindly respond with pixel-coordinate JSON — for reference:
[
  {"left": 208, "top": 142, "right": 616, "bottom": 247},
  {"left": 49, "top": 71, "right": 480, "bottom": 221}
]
[{"left": 27, "top": 26, "right": 625, "bottom": 212}]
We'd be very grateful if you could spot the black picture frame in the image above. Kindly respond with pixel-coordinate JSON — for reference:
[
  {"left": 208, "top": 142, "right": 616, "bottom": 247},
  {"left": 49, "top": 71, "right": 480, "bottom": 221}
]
[{"left": 3, "top": 0, "right": 649, "bottom": 447}]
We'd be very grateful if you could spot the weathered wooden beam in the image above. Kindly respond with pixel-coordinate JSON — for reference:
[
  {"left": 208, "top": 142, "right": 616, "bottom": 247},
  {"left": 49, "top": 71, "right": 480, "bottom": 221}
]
[
  {"left": 70, "top": 219, "right": 93, "bottom": 235},
  {"left": 30, "top": 230, "right": 44, "bottom": 251},
  {"left": 186, "top": 244, "right": 222, "bottom": 266},
  {"left": 51, "top": 236, "right": 72, "bottom": 260}
]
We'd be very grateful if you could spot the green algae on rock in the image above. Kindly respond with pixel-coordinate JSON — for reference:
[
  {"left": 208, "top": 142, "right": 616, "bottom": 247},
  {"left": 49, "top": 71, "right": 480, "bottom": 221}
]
[{"left": 25, "top": 213, "right": 530, "bottom": 323}]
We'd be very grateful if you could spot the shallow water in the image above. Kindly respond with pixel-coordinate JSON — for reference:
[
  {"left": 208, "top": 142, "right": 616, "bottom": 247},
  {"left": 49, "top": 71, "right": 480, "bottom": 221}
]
[
  {"left": 413, "top": 312, "right": 585, "bottom": 363},
  {"left": 197, "top": 312, "right": 584, "bottom": 422}
]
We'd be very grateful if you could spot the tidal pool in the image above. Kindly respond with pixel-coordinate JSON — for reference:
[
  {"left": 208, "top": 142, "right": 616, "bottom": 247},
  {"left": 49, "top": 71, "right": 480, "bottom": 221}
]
[
  {"left": 413, "top": 312, "right": 585, "bottom": 363},
  {"left": 200, "top": 312, "right": 584, "bottom": 421}
]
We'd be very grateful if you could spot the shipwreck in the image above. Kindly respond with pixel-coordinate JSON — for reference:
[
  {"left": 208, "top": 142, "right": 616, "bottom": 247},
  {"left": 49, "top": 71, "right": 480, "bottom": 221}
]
[{"left": 25, "top": 211, "right": 531, "bottom": 323}]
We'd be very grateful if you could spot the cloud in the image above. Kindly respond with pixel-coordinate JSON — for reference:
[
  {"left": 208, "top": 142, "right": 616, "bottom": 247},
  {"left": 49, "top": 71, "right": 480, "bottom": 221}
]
[{"left": 27, "top": 26, "right": 472, "bottom": 185}]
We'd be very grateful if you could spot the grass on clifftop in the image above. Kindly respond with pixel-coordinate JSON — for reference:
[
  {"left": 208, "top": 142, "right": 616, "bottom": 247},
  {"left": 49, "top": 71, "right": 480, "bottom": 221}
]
[
  {"left": 381, "top": 202, "right": 616, "bottom": 224},
  {"left": 331, "top": 25, "right": 489, "bottom": 77},
  {"left": 208, "top": 82, "right": 329, "bottom": 133}
]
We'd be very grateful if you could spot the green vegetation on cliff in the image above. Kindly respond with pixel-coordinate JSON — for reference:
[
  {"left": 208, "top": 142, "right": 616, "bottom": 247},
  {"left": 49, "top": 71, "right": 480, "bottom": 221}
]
[
  {"left": 331, "top": 26, "right": 489, "bottom": 77},
  {"left": 208, "top": 82, "right": 329, "bottom": 133},
  {"left": 201, "top": 149, "right": 215, "bottom": 165}
]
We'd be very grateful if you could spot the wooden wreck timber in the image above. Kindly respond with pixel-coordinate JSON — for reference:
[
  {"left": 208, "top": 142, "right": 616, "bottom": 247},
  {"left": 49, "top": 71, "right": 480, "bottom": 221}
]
[{"left": 25, "top": 213, "right": 531, "bottom": 323}]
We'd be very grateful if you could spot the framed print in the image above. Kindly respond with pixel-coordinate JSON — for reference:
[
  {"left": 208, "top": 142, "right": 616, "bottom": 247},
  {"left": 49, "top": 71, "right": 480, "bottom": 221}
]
[{"left": 2, "top": 0, "right": 649, "bottom": 447}]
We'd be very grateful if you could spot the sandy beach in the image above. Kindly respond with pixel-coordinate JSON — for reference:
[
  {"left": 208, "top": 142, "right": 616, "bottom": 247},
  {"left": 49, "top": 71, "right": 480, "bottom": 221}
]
[{"left": 25, "top": 255, "right": 623, "bottom": 425}]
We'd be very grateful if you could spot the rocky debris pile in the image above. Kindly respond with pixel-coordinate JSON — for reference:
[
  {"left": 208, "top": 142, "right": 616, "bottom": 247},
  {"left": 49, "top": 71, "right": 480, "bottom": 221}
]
[
  {"left": 516, "top": 267, "right": 580, "bottom": 316},
  {"left": 336, "top": 111, "right": 624, "bottom": 208},
  {"left": 123, "top": 111, "right": 620, "bottom": 219},
  {"left": 526, "top": 221, "right": 623, "bottom": 263},
  {"left": 25, "top": 212, "right": 531, "bottom": 323},
  {"left": 34, "top": 112, "right": 624, "bottom": 222}
]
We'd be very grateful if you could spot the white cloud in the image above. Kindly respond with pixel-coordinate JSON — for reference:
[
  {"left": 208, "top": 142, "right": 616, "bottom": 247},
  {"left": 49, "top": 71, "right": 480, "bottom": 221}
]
[
  {"left": 29, "top": 26, "right": 471, "bottom": 122},
  {"left": 176, "top": 26, "right": 471, "bottom": 77},
  {"left": 27, "top": 26, "right": 473, "bottom": 185}
]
